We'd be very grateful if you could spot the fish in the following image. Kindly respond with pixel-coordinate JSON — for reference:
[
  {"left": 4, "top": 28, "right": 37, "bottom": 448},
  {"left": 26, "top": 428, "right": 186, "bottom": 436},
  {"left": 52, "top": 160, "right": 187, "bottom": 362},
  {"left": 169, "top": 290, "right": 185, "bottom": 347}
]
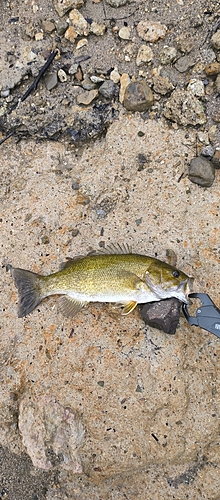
[{"left": 10, "top": 244, "right": 194, "bottom": 318}]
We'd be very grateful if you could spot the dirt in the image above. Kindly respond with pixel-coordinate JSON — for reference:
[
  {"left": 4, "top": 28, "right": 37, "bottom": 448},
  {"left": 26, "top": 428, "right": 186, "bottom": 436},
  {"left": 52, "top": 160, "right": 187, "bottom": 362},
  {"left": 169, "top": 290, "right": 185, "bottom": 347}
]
[{"left": 0, "top": 1, "right": 220, "bottom": 499}]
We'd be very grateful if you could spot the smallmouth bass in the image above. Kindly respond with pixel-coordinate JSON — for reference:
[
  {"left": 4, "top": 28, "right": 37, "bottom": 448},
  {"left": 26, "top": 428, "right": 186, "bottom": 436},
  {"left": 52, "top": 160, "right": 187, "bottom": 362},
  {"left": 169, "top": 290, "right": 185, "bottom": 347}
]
[{"left": 11, "top": 244, "right": 194, "bottom": 318}]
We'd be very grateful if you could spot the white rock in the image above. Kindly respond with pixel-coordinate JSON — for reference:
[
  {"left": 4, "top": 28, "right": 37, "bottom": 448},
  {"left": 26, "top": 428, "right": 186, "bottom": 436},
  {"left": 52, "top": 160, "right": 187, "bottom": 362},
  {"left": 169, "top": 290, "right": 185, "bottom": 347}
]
[
  {"left": 119, "top": 73, "right": 130, "bottom": 104},
  {"left": 137, "top": 21, "right": 167, "bottom": 42},
  {"left": 119, "top": 27, "right": 131, "bottom": 40},
  {"left": 90, "top": 22, "right": 106, "bottom": 36},
  {"left": 110, "top": 68, "right": 120, "bottom": 84},
  {"left": 197, "top": 131, "right": 209, "bottom": 145},
  {"left": 76, "top": 38, "right": 88, "bottom": 49},
  {"left": 187, "top": 79, "right": 205, "bottom": 97},
  {"left": 58, "top": 69, "right": 68, "bottom": 82},
  {"left": 136, "top": 45, "right": 154, "bottom": 66},
  {"left": 69, "top": 9, "right": 89, "bottom": 36}
]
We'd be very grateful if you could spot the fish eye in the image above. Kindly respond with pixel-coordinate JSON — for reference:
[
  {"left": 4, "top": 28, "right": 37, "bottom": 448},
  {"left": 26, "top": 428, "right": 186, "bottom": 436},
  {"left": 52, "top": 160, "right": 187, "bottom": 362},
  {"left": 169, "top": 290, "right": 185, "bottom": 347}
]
[{"left": 172, "top": 270, "right": 179, "bottom": 278}]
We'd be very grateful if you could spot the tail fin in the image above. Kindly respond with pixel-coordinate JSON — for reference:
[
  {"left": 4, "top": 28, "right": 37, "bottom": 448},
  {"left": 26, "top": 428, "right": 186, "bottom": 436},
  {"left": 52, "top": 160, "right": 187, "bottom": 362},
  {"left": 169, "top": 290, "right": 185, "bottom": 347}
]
[{"left": 11, "top": 268, "right": 44, "bottom": 317}]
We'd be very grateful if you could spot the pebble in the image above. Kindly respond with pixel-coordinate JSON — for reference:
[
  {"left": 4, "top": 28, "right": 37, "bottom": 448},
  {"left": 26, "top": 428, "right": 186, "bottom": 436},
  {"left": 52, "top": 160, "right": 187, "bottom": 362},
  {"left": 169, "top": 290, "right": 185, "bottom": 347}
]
[
  {"left": 175, "top": 55, "right": 196, "bottom": 73},
  {"left": 119, "top": 27, "right": 130, "bottom": 40},
  {"left": 140, "top": 298, "right": 181, "bottom": 335},
  {"left": 119, "top": 73, "right": 130, "bottom": 103},
  {"left": 81, "top": 77, "right": 97, "bottom": 90},
  {"left": 56, "top": 19, "right": 68, "bottom": 35},
  {"left": 137, "top": 21, "right": 167, "bottom": 43},
  {"left": 201, "top": 145, "right": 214, "bottom": 159},
  {"left": 54, "top": 0, "right": 84, "bottom": 17},
  {"left": 65, "top": 26, "right": 78, "bottom": 43},
  {"left": 159, "top": 45, "right": 177, "bottom": 65},
  {"left": 187, "top": 79, "right": 204, "bottom": 97},
  {"left": 105, "top": 0, "right": 128, "bottom": 6},
  {"left": 35, "top": 32, "right": 44, "bottom": 41},
  {"left": 164, "top": 89, "right": 206, "bottom": 126},
  {"left": 197, "top": 131, "right": 209, "bottom": 145},
  {"left": 211, "top": 150, "right": 220, "bottom": 169},
  {"left": 98, "top": 80, "right": 117, "bottom": 99},
  {"left": 188, "top": 157, "right": 215, "bottom": 187},
  {"left": 90, "top": 76, "right": 105, "bottom": 83},
  {"left": 152, "top": 75, "right": 174, "bottom": 95},
  {"left": 204, "top": 62, "right": 220, "bottom": 76},
  {"left": 76, "top": 38, "right": 88, "bottom": 49},
  {"left": 136, "top": 45, "right": 154, "bottom": 66},
  {"left": 44, "top": 72, "right": 58, "bottom": 90},
  {"left": 110, "top": 68, "right": 120, "bottom": 84},
  {"left": 42, "top": 20, "right": 55, "bottom": 33},
  {"left": 68, "top": 63, "right": 79, "bottom": 75},
  {"left": 211, "top": 30, "right": 220, "bottom": 50},
  {"left": 76, "top": 89, "right": 98, "bottom": 105},
  {"left": 123, "top": 81, "right": 154, "bottom": 112},
  {"left": 176, "top": 34, "right": 194, "bottom": 53},
  {"left": 69, "top": 9, "right": 89, "bottom": 36},
  {"left": 215, "top": 74, "right": 220, "bottom": 92},
  {"left": 208, "top": 125, "right": 217, "bottom": 142},
  {"left": 58, "top": 69, "right": 68, "bottom": 82},
  {"left": 90, "top": 22, "right": 106, "bottom": 36},
  {"left": 1, "top": 89, "right": 10, "bottom": 97}
]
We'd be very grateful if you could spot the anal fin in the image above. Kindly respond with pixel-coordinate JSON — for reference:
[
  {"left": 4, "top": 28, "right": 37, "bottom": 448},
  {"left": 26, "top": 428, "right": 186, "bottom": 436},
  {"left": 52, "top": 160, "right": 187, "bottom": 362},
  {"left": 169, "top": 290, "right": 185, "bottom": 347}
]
[{"left": 58, "top": 296, "right": 86, "bottom": 317}]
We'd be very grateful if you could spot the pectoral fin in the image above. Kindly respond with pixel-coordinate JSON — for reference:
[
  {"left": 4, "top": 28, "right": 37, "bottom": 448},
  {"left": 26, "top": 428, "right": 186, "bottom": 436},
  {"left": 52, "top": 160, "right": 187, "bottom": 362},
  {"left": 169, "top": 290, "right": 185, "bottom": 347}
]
[
  {"left": 111, "top": 300, "right": 138, "bottom": 315},
  {"left": 58, "top": 296, "right": 86, "bottom": 317}
]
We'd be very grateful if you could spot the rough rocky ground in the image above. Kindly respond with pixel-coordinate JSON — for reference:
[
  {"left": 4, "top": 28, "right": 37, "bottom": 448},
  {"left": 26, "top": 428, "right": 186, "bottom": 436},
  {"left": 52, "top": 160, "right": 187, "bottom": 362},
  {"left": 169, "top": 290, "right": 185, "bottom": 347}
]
[{"left": 0, "top": 1, "right": 220, "bottom": 499}]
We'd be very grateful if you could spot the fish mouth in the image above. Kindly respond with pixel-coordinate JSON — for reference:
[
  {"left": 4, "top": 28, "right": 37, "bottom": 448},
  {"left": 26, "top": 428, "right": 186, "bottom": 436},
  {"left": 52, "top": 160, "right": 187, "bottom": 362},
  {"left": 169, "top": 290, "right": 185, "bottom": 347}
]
[{"left": 146, "top": 275, "right": 194, "bottom": 303}]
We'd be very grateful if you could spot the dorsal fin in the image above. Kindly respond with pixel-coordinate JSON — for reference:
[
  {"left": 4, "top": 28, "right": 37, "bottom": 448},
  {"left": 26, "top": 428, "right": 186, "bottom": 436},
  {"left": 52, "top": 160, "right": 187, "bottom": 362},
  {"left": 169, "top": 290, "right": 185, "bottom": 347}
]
[{"left": 88, "top": 243, "right": 132, "bottom": 256}]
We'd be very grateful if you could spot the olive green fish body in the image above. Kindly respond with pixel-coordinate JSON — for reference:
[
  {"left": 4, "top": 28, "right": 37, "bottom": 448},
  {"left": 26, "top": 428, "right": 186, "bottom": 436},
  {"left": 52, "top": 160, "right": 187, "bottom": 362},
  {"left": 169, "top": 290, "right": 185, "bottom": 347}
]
[{"left": 11, "top": 250, "right": 194, "bottom": 318}]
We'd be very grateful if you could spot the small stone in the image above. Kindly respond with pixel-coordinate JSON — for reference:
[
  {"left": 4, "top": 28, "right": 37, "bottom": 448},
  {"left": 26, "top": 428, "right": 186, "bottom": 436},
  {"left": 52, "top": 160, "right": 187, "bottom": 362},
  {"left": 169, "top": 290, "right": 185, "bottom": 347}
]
[
  {"left": 69, "top": 9, "right": 89, "bottom": 36},
  {"left": 208, "top": 125, "right": 217, "bottom": 142},
  {"left": 152, "top": 75, "right": 174, "bottom": 95},
  {"left": 90, "top": 76, "right": 105, "bottom": 83},
  {"left": 189, "top": 157, "right": 215, "bottom": 187},
  {"left": 81, "top": 77, "right": 97, "bottom": 90},
  {"left": 110, "top": 68, "right": 120, "bottom": 84},
  {"left": 76, "top": 38, "right": 88, "bottom": 49},
  {"left": 105, "top": 0, "right": 128, "bottom": 6},
  {"left": 211, "top": 30, "right": 220, "bottom": 50},
  {"left": 76, "top": 89, "right": 98, "bottom": 105},
  {"left": 123, "top": 81, "right": 154, "bottom": 112},
  {"left": 187, "top": 79, "right": 204, "bottom": 97},
  {"left": 42, "top": 20, "right": 55, "bottom": 33},
  {"left": 68, "top": 63, "right": 79, "bottom": 75},
  {"left": 72, "top": 180, "right": 80, "bottom": 190},
  {"left": 41, "top": 235, "right": 50, "bottom": 244},
  {"left": 54, "top": 0, "right": 84, "bottom": 17},
  {"left": 58, "top": 69, "right": 68, "bottom": 82},
  {"left": 56, "top": 19, "right": 68, "bottom": 35},
  {"left": 65, "top": 26, "right": 78, "bottom": 43},
  {"left": 136, "top": 45, "right": 154, "bottom": 66},
  {"left": 159, "top": 45, "right": 177, "bottom": 65},
  {"left": 211, "top": 149, "right": 220, "bottom": 169},
  {"left": 215, "top": 74, "right": 220, "bottom": 92},
  {"left": 164, "top": 89, "right": 206, "bottom": 126},
  {"left": 176, "top": 34, "right": 194, "bottom": 53},
  {"left": 119, "top": 27, "right": 130, "bottom": 40},
  {"left": 197, "top": 131, "right": 209, "bottom": 145},
  {"left": 1, "top": 89, "right": 10, "bottom": 97},
  {"left": 72, "top": 228, "right": 79, "bottom": 237},
  {"left": 137, "top": 21, "right": 167, "bottom": 43},
  {"left": 119, "top": 73, "right": 130, "bottom": 103},
  {"left": 140, "top": 298, "right": 181, "bottom": 335},
  {"left": 98, "top": 80, "right": 117, "bottom": 99},
  {"left": 35, "top": 32, "right": 44, "bottom": 41},
  {"left": 44, "top": 72, "right": 58, "bottom": 90},
  {"left": 201, "top": 145, "right": 214, "bottom": 159},
  {"left": 204, "top": 62, "right": 220, "bottom": 76},
  {"left": 90, "top": 22, "right": 106, "bottom": 36},
  {"left": 175, "top": 55, "right": 196, "bottom": 73}
]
